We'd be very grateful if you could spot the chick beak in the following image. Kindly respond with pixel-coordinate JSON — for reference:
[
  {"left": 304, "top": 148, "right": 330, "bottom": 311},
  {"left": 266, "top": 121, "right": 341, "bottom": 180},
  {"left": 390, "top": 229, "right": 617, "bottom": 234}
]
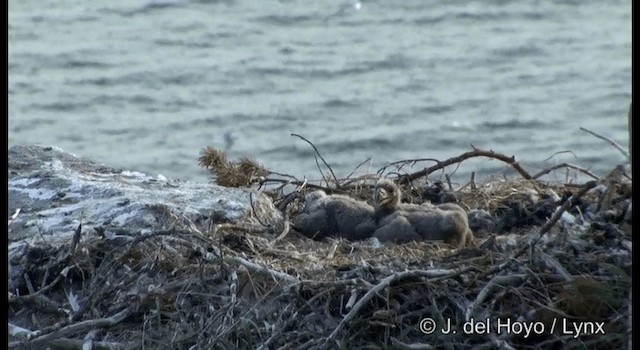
[{"left": 377, "top": 188, "right": 391, "bottom": 206}]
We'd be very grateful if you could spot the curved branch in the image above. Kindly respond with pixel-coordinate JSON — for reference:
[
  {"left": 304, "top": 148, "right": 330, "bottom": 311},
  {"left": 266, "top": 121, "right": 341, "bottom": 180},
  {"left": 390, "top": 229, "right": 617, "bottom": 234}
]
[
  {"left": 531, "top": 163, "right": 599, "bottom": 180},
  {"left": 402, "top": 149, "right": 533, "bottom": 182},
  {"left": 291, "top": 133, "right": 340, "bottom": 188},
  {"left": 580, "top": 127, "right": 630, "bottom": 162}
]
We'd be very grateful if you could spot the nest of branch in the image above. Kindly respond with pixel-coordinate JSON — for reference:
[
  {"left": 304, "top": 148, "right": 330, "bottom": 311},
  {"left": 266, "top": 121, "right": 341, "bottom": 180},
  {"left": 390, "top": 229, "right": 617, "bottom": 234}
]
[
  {"left": 10, "top": 143, "right": 632, "bottom": 350},
  {"left": 8, "top": 208, "right": 631, "bottom": 349},
  {"left": 198, "top": 146, "right": 270, "bottom": 188}
]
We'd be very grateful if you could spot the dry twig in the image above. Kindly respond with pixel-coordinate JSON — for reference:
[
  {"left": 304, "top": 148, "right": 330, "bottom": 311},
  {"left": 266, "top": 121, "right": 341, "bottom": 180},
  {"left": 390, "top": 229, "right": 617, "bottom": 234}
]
[{"left": 291, "top": 133, "right": 340, "bottom": 187}]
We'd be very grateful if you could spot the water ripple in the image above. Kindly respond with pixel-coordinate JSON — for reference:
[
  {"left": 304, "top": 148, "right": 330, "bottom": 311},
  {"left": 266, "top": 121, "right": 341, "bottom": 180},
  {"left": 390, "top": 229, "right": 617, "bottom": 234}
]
[{"left": 8, "top": 0, "right": 631, "bottom": 182}]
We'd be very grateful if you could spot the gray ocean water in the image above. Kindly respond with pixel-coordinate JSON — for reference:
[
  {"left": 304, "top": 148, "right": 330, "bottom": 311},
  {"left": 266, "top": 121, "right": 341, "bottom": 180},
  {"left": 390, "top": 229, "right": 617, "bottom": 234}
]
[{"left": 8, "top": 0, "right": 632, "bottom": 185}]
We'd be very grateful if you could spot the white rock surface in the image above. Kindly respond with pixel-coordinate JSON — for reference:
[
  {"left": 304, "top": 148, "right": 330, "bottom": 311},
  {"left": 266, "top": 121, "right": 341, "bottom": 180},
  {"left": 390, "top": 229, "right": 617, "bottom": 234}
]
[{"left": 8, "top": 145, "right": 282, "bottom": 248}]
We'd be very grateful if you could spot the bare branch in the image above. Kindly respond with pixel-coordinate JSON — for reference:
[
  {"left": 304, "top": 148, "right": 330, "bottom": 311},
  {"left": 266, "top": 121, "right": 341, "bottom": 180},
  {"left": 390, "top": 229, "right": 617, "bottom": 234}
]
[
  {"left": 531, "top": 163, "right": 599, "bottom": 180},
  {"left": 580, "top": 126, "right": 630, "bottom": 162},
  {"left": 345, "top": 157, "right": 372, "bottom": 180},
  {"left": 542, "top": 150, "right": 578, "bottom": 162},
  {"left": 291, "top": 133, "right": 340, "bottom": 188},
  {"left": 326, "top": 267, "right": 471, "bottom": 344},
  {"left": 401, "top": 148, "right": 533, "bottom": 182},
  {"left": 27, "top": 308, "right": 131, "bottom": 345}
]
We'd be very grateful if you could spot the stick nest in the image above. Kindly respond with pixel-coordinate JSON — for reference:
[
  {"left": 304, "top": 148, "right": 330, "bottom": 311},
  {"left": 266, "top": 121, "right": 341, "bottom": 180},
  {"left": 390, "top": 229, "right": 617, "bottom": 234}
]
[{"left": 9, "top": 145, "right": 632, "bottom": 350}]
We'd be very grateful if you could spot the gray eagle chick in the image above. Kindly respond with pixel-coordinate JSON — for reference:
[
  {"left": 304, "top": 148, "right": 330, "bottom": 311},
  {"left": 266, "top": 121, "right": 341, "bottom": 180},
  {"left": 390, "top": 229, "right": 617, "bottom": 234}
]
[
  {"left": 293, "top": 190, "right": 374, "bottom": 241},
  {"left": 368, "top": 179, "right": 474, "bottom": 247}
]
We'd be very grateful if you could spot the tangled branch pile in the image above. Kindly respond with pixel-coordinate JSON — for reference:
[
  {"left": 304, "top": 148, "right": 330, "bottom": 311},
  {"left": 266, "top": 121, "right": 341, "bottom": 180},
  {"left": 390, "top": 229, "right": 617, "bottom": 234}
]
[{"left": 9, "top": 143, "right": 632, "bottom": 350}]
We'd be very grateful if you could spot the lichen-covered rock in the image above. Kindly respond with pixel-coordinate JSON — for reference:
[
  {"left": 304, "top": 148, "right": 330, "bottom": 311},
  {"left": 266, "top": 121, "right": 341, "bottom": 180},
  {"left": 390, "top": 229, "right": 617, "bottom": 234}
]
[{"left": 8, "top": 145, "right": 282, "bottom": 248}]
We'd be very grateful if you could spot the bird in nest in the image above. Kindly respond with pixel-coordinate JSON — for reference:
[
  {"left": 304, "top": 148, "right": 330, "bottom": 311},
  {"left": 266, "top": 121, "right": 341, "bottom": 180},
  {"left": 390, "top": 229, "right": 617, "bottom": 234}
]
[
  {"left": 358, "top": 179, "right": 475, "bottom": 247},
  {"left": 292, "top": 190, "right": 375, "bottom": 241}
]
